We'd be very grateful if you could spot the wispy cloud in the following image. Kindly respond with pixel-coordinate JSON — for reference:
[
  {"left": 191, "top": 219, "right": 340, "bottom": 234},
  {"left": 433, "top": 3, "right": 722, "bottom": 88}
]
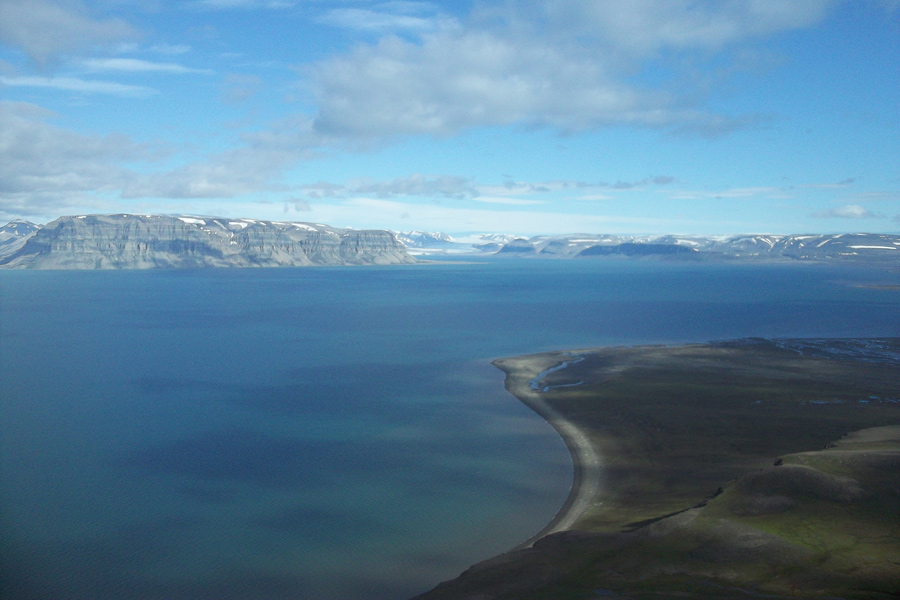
[
  {"left": 801, "top": 177, "right": 858, "bottom": 189},
  {"left": 609, "top": 175, "right": 677, "bottom": 190},
  {"left": 669, "top": 186, "right": 791, "bottom": 200},
  {"left": 0, "top": 0, "right": 137, "bottom": 64},
  {"left": 0, "top": 75, "right": 157, "bottom": 97},
  {"left": 297, "top": 174, "right": 680, "bottom": 204},
  {"left": 149, "top": 43, "right": 192, "bottom": 55},
  {"left": 190, "top": 0, "right": 296, "bottom": 10},
  {"left": 351, "top": 174, "right": 478, "bottom": 198},
  {"left": 81, "top": 58, "right": 213, "bottom": 75},
  {"left": 575, "top": 193, "right": 615, "bottom": 201},
  {"left": 472, "top": 196, "right": 545, "bottom": 206},
  {"left": 813, "top": 204, "right": 885, "bottom": 219},
  {"left": 317, "top": 2, "right": 437, "bottom": 33},
  {"left": 302, "top": 174, "right": 478, "bottom": 200}
]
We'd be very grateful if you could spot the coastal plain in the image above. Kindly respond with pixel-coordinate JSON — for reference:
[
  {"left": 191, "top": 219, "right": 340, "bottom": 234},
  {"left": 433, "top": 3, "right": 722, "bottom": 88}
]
[{"left": 415, "top": 339, "right": 900, "bottom": 600}]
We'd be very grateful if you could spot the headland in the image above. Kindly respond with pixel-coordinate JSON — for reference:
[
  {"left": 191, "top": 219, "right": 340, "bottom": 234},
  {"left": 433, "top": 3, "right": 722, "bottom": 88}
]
[{"left": 413, "top": 338, "right": 900, "bottom": 599}]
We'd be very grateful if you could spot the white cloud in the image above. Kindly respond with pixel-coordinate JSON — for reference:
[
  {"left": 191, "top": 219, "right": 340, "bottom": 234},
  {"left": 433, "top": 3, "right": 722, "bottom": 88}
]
[
  {"left": 0, "top": 75, "right": 157, "bottom": 97},
  {"left": 190, "top": 0, "right": 296, "bottom": 10},
  {"left": 472, "top": 196, "right": 545, "bottom": 206},
  {"left": 0, "top": 0, "right": 138, "bottom": 65},
  {"left": 81, "top": 58, "right": 213, "bottom": 74},
  {"left": 814, "top": 204, "right": 884, "bottom": 219},
  {"left": 309, "top": 31, "right": 675, "bottom": 138},
  {"left": 306, "top": 0, "right": 835, "bottom": 140},
  {"left": 0, "top": 101, "right": 154, "bottom": 220},
  {"left": 0, "top": 100, "right": 301, "bottom": 217},
  {"left": 317, "top": 8, "right": 439, "bottom": 33}
]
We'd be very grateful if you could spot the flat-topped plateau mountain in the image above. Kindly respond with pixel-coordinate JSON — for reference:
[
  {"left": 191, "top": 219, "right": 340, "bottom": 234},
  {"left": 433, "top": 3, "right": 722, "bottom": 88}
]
[{"left": 0, "top": 214, "right": 415, "bottom": 269}]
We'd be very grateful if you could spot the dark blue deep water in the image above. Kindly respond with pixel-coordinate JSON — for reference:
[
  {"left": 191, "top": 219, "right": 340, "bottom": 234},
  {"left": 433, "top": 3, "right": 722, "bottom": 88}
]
[{"left": 2, "top": 259, "right": 899, "bottom": 599}]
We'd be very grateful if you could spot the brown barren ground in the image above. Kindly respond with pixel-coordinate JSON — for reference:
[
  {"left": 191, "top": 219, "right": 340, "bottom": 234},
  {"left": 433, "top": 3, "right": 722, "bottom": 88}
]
[{"left": 413, "top": 339, "right": 900, "bottom": 600}]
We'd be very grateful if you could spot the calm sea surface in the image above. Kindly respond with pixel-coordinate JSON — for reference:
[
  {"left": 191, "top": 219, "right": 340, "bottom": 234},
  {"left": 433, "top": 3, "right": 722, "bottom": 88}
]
[{"left": 2, "top": 259, "right": 899, "bottom": 599}]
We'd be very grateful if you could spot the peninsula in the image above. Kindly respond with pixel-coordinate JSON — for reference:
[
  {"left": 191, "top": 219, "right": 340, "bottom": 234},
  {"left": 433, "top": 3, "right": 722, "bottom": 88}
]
[{"left": 415, "top": 338, "right": 900, "bottom": 599}]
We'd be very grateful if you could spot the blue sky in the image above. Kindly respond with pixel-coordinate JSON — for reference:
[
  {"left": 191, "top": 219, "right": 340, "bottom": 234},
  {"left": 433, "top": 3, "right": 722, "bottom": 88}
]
[{"left": 0, "top": 0, "right": 897, "bottom": 235}]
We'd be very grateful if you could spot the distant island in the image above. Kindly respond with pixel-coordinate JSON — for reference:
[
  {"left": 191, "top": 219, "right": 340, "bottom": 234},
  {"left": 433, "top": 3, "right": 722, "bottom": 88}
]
[
  {"left": 2, "top": 215, "right": 899, "bottom": 268},
  {"left": 414, "top": 339, "right": 900, "bottom": 600}
]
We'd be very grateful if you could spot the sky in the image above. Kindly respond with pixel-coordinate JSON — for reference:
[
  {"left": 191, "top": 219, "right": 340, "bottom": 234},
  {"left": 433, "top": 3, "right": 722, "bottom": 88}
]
[{"left": 0, "top": 0, "right": 898, "bottom": 235}]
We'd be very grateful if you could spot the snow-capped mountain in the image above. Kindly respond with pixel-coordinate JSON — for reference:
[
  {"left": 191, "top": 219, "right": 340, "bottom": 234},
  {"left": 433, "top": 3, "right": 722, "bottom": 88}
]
[
  {"left": 0, "top": 214, "right": 415, "bottom": 269},
  {"left": 3, "top": 217, "right": 897, "bottom": 268},
  {"left": 393, "top": 231, "right": 519, "bottom": 255},
  {"left": 0, "top": 220, "right": 40, "bottom": 260},
  {"left": 489, "top": 233, "right": 900, "bottom": 262}
]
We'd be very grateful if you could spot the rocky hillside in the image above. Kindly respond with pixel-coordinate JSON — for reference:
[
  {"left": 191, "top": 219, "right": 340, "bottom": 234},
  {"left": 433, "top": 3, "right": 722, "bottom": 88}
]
[
  {"left": 0, "top": 214, "right": 416, "bottom": 269},
  {"left": 0, "top": 220, "right": 40, "bottom": 259}
]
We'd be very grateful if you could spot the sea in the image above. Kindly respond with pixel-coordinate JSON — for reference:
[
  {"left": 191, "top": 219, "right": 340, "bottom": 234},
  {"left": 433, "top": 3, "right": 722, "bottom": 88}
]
[{"left": 2, "top": 258, "right": 899, "bottom": 600}]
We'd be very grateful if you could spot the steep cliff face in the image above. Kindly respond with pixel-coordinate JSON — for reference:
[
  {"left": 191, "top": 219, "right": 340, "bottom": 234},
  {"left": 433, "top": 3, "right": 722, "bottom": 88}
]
[
  {"left": 339, "top": 229, "right": 413, "bottom": 265},
  {"left": 0, "top": 215, "right": 417, "bottom": 269}
]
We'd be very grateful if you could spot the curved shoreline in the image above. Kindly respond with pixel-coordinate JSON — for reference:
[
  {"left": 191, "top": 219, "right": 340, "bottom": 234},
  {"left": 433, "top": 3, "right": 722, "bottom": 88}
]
[{"left": 492, "top": 354, "right": 602, "bottom": 548}]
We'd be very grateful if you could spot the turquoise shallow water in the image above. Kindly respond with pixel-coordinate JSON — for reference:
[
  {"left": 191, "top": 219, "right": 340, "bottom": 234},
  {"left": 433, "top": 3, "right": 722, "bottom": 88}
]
[{"left": 2, "top": 259, "right": 899, "bottom": 599}]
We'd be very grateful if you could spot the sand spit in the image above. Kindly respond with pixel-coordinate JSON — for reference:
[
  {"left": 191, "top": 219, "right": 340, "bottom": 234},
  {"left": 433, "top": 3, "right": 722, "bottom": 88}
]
[{"left": 492, "top": 353, "right": 602, "bottom": 546}]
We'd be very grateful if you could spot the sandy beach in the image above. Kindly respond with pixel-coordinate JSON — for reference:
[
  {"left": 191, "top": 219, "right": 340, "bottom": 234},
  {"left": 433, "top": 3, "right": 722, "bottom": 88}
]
[{"left": 492, "top": 353, "right": 602, "bottom": 546}]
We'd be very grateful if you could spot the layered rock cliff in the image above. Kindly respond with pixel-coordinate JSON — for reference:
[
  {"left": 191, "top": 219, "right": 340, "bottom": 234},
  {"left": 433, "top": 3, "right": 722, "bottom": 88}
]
[{"left": 0, "top": 214, "right": 416, "bottom": 269}]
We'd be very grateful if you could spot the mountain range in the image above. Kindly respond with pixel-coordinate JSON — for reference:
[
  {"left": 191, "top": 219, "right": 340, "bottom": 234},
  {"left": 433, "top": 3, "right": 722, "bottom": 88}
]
[
  {"left": 1, "top": 215, "right": 898, "bottom": 269},
  {"left": 405, "top": 231, "right": 900, "bottom": 263}
]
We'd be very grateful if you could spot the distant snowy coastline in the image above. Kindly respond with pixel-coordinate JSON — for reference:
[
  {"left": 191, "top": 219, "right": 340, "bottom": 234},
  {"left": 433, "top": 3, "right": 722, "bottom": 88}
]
[{"left": 3, "top": 217, "right": 898, "bottom": 267}]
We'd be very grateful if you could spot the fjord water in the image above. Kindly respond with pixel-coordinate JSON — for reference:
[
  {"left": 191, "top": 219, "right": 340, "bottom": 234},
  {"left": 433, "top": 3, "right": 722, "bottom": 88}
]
[{"left": 2, "top": 260, "right": 899, "bottom": 600}]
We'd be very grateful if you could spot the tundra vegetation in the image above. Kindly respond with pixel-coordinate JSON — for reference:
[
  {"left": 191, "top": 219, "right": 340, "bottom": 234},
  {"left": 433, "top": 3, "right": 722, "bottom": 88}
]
[{"left": 416, "top": 339, "right": 900, "bottom": 599}]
